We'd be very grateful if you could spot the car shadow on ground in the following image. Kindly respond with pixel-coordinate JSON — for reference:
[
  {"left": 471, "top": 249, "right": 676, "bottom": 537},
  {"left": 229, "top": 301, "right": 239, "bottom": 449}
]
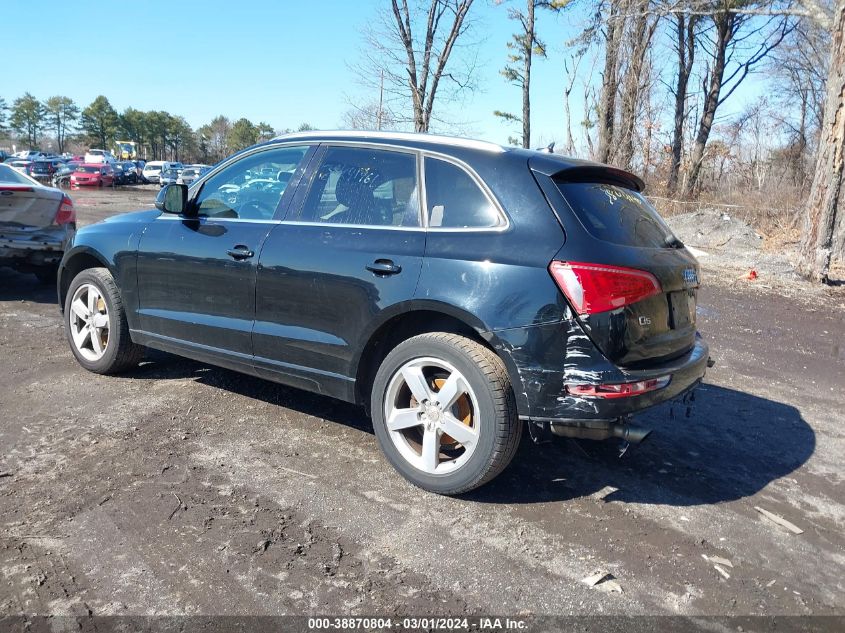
[
  {"left": 128, "top": 354, "right": 814, "bottom": 508},
  {"left": 467, "top": 382, "right": 814, "bottom": 507},
  {"left": 0, "top": 269, "right": 57, "bottom": 305},
  {"left": 130, "top": 351, "right": 373, "bottom": 433}
]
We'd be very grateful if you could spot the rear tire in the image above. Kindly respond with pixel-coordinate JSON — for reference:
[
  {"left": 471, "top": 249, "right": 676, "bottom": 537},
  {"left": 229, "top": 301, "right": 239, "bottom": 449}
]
[
  {"left": 64, "top": 267, "right": 144, "bottom": 374},
  {"left": 371, "top": 333, "right": 521, "bottom": 495}
]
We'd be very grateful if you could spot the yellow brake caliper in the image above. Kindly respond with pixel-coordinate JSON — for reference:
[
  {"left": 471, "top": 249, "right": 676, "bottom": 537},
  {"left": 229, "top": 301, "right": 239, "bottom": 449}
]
[
  {"left": 96, "top": 296, "right": 108, "bottom": 348},
  {"left": 433, "top": 377, "right": 472, "bottom": 446}
]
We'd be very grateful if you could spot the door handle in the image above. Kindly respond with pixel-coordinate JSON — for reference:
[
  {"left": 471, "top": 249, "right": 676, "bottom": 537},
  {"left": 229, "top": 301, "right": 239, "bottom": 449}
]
[
  {"left": 366, "top": 259, "right": 402, "bottom": 275},
  {"left": 226, "top": 245, "right": 255, "bottom": 260}
]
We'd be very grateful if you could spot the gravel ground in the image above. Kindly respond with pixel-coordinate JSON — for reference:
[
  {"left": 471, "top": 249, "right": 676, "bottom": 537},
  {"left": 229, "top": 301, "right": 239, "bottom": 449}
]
[{"left": 1, "top": 187, "right": 843, "bottom": 622}]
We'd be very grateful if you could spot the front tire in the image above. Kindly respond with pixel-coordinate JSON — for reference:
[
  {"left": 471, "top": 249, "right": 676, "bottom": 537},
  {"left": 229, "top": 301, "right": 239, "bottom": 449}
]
[
  {"left": 371, "top": 333, "right": 521, "bottom": 495},
  {"left": 64, "top": 267, "right": 144, "bottom": 374}
]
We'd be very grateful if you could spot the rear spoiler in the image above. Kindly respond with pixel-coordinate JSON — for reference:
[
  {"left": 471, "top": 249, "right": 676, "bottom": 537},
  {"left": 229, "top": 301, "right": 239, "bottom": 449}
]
[{"left": 528, "top": 154, "right": 645, "bottom": 192}]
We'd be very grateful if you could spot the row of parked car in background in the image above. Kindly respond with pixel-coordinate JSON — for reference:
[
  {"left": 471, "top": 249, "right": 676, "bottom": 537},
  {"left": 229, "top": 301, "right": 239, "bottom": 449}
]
[
  {"left": 0, "top": 149, "right": 210, "bottom": 191},
  {"left": 0, "top": 149, "right": 210, "bottom": 286},
  {"left": 143, "top": 161, "right": 211, "bottom": 187}
]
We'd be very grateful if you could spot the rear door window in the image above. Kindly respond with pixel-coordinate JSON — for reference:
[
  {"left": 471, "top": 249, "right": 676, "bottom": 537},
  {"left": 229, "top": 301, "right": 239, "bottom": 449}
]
[
  {"left": 423, "top": 157, "right": 503, "bottom": 229},
  {"left": 556, "top": 181, "right": 678, "bottom": 248},
  {"left": 297, "top": 146, "right": 420, "bottom": 227}
]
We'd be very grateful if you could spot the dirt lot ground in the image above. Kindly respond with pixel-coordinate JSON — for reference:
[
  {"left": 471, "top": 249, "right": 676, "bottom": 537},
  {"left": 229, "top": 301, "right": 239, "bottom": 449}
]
[{"left": 1, "top": 187, "right": 844, "bottom": 623}]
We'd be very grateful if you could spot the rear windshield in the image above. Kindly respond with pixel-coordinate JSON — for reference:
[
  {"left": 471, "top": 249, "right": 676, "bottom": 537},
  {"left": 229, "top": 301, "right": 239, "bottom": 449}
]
[
  {"left": 556, "top": 181, "right": 678, "bottom": 248},
  {"left": 0, "top": 164, "right": 33, "bottom": 184}
]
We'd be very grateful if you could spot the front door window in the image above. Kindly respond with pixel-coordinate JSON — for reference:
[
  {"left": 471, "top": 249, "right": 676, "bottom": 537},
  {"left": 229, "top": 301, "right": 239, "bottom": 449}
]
[{"left": 194, "top": 146, "right": 310, "bottom": 220}]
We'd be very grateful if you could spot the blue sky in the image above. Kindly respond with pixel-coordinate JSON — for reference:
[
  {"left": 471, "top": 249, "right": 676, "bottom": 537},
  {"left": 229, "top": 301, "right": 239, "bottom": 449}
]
[{"left": 3, "top": 0, "right": 762, "bottom": 150}]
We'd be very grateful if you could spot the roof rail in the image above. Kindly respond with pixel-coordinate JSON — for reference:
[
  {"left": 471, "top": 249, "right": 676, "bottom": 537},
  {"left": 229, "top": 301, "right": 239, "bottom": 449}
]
[{"left": 271, "top": 130, "right": 506, "bottom": 154}]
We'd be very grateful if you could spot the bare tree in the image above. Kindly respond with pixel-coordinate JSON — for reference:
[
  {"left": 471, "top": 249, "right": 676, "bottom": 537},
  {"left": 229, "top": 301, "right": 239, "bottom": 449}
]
[
  {"left": 562, "top": 52, "right": 585, "bottom": 154},
  {"left": 341, "top": 100, "right": 400, "bottom": 131},
  {"left": 769, "top": 15, "right": 830, "bottom": 187},
  {"left": 596, "top": 0, "right": 628, "bottom": 163},
  {"left": 797, "top": 0, "right": 843, "bottom": 281},
  {"left": 658, "top": 0, "right": 841, "bottom": 281},
  {"left": 616, "top": 0, "right": 661, "bottom": 169},
  {"left": 639, "top": 55, "right": 664, "bottom": 176},
  {"left": 356, "top": 0, "right": 478, "bottom": 133},
  {"left": 683, "top": 4, "right": 793, "bottom": 197},
  {"left": 667, "top": 13, "right": 699, "bottom": 193},
  {"left": 583, "top": 81, "right": 599, "bottom": 157}
]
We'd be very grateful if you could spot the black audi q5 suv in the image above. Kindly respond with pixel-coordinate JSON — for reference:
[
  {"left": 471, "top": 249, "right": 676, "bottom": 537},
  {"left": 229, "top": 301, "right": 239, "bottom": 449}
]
[{"left": 58, "top": 131, "right": 709, "bottom": 494}]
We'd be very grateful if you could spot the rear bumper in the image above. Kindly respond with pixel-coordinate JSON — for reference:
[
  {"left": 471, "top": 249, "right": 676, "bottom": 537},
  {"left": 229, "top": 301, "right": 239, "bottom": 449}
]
[
  {"left": 529, "top": 339, "right": 708, "bottom": 424},
  {"left": 0, "top": 227, "right": 71, "bottom": 269},
  {"left": 492, "top": 319, "right": 710, "bottom": 423}
]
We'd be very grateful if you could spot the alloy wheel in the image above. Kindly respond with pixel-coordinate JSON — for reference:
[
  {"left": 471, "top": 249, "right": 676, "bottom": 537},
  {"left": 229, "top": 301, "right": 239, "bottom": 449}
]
[
  {"left": 383, "top": 357, "right": 481, "bottom": 475},
  {"left": 68, "top": 283, "right": 110, "bottom": 361}
]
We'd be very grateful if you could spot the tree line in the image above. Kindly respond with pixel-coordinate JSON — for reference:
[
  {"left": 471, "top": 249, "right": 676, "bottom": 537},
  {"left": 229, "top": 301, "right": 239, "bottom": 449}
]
[
  {"left": 0, "top": 93, "right": 314, "bottom": 164},
  {"left": 353, "top": 0, "right": 842, "bottom": 282}
]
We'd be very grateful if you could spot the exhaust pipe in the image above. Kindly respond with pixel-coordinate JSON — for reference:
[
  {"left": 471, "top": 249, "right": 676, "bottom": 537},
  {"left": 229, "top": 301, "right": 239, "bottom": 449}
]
[
  {"left": 548, "top": 419, "right": 652, "bottom": 444},
  {"left": 611, "top": 423, "right": 651, "bottom": 444}
]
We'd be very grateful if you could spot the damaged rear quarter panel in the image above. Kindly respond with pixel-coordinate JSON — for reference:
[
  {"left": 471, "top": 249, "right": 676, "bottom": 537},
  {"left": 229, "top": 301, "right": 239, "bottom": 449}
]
[{"left": 492, "top": 317, "right": 710, "bottom": 420}]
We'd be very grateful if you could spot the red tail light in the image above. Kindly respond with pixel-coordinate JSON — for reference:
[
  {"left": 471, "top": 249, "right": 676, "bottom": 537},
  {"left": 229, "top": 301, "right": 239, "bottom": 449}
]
[
  {"left": 549, "top": 261, "right": 661, "bottom": 315},
  {"left": 56, "top": 194, "right": 76, "bottom": 225},
  {"left": 566, "top": 375, "right": 671, "bottom": 399}
]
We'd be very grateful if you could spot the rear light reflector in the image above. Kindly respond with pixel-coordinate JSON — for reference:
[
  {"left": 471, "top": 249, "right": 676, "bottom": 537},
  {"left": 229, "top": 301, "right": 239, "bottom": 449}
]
[
  {"left": 0, "top": 185, "right": 34, "bottom": 192},
  {"left": 549, "top": 261, "right": 662, "bottom": 315},
  {"left": 566, "top": 375, "right": 671, "bottom": 399},
  {"left": 56, "top": 194, "right": 76, "bottom": 225}
]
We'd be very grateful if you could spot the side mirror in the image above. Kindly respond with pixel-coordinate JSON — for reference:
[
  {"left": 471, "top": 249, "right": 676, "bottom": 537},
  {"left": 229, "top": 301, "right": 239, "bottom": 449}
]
[{"left": 155, "top": 183, "right": 189, "bottom": 214}]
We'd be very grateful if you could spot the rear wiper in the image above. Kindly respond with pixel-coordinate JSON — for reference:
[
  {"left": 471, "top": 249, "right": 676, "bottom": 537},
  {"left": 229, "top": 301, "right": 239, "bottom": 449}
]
[{"left": 664, "top": 234, "right": 685, "bottom": 249}]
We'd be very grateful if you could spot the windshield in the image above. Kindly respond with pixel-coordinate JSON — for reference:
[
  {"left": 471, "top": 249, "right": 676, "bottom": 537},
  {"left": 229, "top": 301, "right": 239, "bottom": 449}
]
[
  {"left": 145, "top": 165, "right": 162, "bottom": 173},
  {"left": 556, "top": 181, "right": 679, "bottom": 249},
  {"left": 76, "top": 166, "right": 102, "bottom": 174},
  {"left": 182, "top": 169, "right": 199, "bottom": 177}
]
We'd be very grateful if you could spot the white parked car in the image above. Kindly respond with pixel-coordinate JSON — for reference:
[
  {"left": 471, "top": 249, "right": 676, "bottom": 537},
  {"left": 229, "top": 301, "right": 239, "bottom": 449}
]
[
  {"left": 142, "top": 161, "right": 181, "bottom": 184},
  {"left": 13, "top": 150, "right": 46, "bottom": 160},
  {"left": 84, "top": 149, "right": 117, "bottom": 165},
  {"left": 176, "top": 164, "right": 211, "bottom": 186}
]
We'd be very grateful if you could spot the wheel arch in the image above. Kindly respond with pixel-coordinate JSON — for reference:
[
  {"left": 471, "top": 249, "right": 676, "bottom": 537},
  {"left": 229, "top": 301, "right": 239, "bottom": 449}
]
[
  {"left": 353, "top": 301, "right": 526, "bottom": 414},
  {"left": 58, "top": 247, "right": 111, "bottom": 312}
]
